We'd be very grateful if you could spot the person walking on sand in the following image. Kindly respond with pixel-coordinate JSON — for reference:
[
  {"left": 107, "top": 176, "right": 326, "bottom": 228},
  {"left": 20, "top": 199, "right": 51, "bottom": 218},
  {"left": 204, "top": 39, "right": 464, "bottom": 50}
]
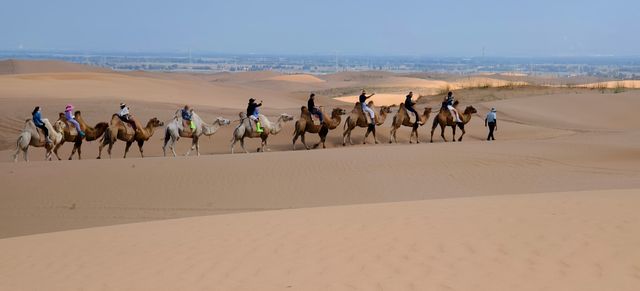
[
  {"left": 307, "top": 93, "right": 324, "bottom": 124},
  {"left": 359, "top": 89, "right": 376, "bottom": 125},
  {"left": 32, "top": 106, "right": 52, "bottom": 144},
  {"left": 485, "top": 107, "right": 497, "bottom": 141}
]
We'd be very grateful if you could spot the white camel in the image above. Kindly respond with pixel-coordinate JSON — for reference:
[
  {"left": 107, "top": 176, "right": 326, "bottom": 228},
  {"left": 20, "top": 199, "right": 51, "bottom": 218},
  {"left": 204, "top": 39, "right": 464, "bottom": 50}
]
[
  {"left": 163, "top": 110, "right": 231, "bottom": 157},
  {"left": 12, "top": 119, "right": 66, "bottom": 162},
  {"left": 231, "top": 112, "right": 293, "bottom": 153}
]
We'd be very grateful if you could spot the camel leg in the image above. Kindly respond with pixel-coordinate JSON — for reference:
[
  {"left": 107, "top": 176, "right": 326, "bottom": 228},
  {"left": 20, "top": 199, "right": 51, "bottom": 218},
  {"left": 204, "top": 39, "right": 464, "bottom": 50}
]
[
  {"left": 230, "top": 138, "right": 237, "bottom": 154},
  {"left": 430, "top": 123, "right": 437, "bottom": 143},
  {"left": 390, "top": 127, "right": 396, "bottom": 143},
  {"left": 23, "top": 146, "right": 29, "bottom": 162},
  {"left": 240, "top": 138, "right": 249, "bottom": 154},
  {"left": 195, "top": 138, "right": 200, "bottom": 157},
  {"left": 68, "top": 143, "right": 77, "bottom": 160},
  {"left": 451, "top": 125, "right": 457, "bottom": 142},
  {"left": 123, "top": 141, "right": 133, "bottom": 158},
  {"left": 342, "top": 128, "right": 348, "bottom": 146},
  {"left": 301, "top": 133, "right": 310, "bottom": 150},
  {"left": 77, "top": 142, "right": 82, "bottom": 160},
  {"left": 414, "top": 127, "right": 420, "bottom": 144},
  {"left": 53, "top": 141, "right": 64, "bottom": 160},
  {"left": 440, "top": 124, "right": 447, "bottom": 142},
  {"left": 185, "top": 138, "right": 194, "bottom": 156},
  {"left": 292, "top": 132, "right": 299, "bottom": 150},
  {"left": 97, "top": 139, "right": 106, "bottom": 159},
  {"left": 458, "top": 123, "right": 466, "bottom": 142},
  {"left": 137, "top": 140, "right": 145, "bottom": 158}
]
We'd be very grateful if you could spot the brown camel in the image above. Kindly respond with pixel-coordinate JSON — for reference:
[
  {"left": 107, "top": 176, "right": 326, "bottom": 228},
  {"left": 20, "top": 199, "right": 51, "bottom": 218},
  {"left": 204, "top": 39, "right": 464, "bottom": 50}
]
[
  {"left": 54, "top": 111, "right": 109, "bottom": 160},
  {"left": 430, "top": 102, "right": 477, "bottom": 142},
  {"left": 292, "top": 106, "right": 346, "bottom": 150},
  {"left": 389, "top": 104, "right": 432, "bottom": 144},
  {"left": 97, "top": 115, "right": 164, "bottom": 159},
  {"left": 342, "top": 101, "right": 392, "bottom": 146}
]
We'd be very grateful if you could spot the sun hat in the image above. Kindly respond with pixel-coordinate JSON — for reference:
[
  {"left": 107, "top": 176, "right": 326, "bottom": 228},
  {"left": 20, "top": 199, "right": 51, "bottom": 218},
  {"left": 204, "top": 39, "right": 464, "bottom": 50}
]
[
  {"left": 65, "top": 104, "right": 73, "bottom": 111},
  {"left": 491, "top": 107, "right": 496, "bottom": 112}
]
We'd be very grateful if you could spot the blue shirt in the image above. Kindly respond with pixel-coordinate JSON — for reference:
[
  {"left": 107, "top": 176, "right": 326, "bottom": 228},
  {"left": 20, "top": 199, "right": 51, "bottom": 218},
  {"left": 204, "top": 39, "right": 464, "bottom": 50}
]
[
  {"left": 486, "top": 111, "right": 497, "bottom": 123},
  {"left": 181, "top": 109, "right": 192, "bottom": 120},
  {"left": 33, "top": 111, "right": 44, "bottom": 126}
]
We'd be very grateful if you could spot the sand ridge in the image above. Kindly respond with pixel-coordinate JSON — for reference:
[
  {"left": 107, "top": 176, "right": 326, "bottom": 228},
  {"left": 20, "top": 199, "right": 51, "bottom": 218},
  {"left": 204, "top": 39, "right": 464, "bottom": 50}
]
[{"left": 1, "top": 188, "right": 639, "bottom": 290}]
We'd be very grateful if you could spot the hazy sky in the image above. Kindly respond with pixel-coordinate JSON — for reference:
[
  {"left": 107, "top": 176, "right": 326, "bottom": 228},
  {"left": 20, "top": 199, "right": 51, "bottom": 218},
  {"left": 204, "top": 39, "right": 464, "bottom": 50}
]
[{"left": 1, "top": 0, "right": 638, "bottom": 56}]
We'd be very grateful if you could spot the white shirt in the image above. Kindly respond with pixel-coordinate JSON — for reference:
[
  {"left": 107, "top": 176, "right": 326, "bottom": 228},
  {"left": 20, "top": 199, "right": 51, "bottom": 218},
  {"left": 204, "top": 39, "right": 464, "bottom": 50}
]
[
  {"left": 486, "top": 111, "right": 497, "bottom": 123},
  {"left": 118, "top": 107, "right": 130, "bottom": 117}
]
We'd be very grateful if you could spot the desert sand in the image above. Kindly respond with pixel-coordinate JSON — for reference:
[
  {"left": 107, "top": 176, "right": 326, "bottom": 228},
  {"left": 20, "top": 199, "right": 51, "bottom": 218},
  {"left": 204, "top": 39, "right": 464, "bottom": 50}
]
[{"left": 0, "top": 60, "right": 639, "bottom": 290}]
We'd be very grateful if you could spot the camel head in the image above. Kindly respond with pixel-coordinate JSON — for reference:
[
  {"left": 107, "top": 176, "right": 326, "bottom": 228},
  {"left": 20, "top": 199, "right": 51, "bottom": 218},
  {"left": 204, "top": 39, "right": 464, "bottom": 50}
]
[
  {"left": 464, "top": 106, "right": 478, "bottom": 115},
  {"left": 238, "top": 111, "right": 248, "bottom": 119},
  {"left": 367, "top": 101, "right": 375, "bottom": 107},
  {"left": 52, "top": 120, "right": 67, "bottom": 133},
  {"left": 423, "top": 107, "right": 433, "bottom": 115},
  {"left": 300, "top": 106, "right": 309, "bottom": 114},
  {"left": 380, "top": 106, "right": 392, "bottom": 114},
  {"left": 58, "top": 112, "right": 65, "bottom": 120},
  {"left": 74, "top": 111, "right": 82, "bottom": 118},
  {"left": 216, "top": 117, "right": 231, "bottom": 126},
  {"left": 332, "top": 107, "right": 347, "bottom": 116},
  {"left": 147, "top": 117, "right": 164, "bottom": 128},
  {"left": 280, "top": 113, "right": 294, "bottom": 122}
]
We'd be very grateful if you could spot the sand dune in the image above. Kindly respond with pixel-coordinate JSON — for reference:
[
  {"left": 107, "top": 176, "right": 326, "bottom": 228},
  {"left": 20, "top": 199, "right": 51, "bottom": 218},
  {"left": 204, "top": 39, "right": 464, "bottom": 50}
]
[
  {"left": 1, "top": 188, "right": 639, "bottom": 291},
  {"left": 1, "top": 61, "right": 640, "bottom": 290},
  {"left": 580, "top": 80, "right": 640, "bottom": 89}
]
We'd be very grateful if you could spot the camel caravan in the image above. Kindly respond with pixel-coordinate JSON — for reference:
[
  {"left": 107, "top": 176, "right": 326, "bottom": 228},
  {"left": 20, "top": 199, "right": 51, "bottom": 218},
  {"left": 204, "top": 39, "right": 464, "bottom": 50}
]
[{"left": 12, "top": 90, "right": 481, "bottom": 162}]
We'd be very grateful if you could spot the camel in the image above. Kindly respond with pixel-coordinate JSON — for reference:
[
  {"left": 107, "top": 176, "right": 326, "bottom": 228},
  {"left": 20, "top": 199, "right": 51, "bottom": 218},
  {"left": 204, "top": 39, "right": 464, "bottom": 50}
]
[
  {"left": 231, "top": 112, "right": 293, "bottom": 153},
  {"left": 12, "top": 119, "right": 66, "bottom": 162},
  {"left": 292, "top": 106, "right": 346, "bottom": 150},
  {"left": 342, "top": 101, "right": 392, "bottom": 146},
  {"left": 389, "top": 104, "right": 432, "bottom": 144},
  {"left": 163, "top": 110, "right": 231, "bottom": 157},
  {"left": 54, "top": 111, "right": 109, "bottom": 160},
  {"left": 97, "top": 115, "right": 164, "bottom": 159},
  {"left": 430, "top": 102, "right": 477, "bottom": 142}
]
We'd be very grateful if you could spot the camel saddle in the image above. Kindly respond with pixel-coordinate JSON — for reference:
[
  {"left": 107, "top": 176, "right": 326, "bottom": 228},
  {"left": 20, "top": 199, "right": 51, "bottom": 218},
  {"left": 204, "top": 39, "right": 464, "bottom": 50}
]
[
  {"left": 181, "top": 119, "right": 194, "bottom": 135},
  {"left": 35, "top": 126, "right": 49, "bottom": 144},
  {"left": 353, "top": 102, "right": 374, "bottom": 124},
  {"left": 61, "top": 119, "right": 79, "bottom": 136},
  {"left": 121, "top": 121, "right": 137, "bottom": 136}
]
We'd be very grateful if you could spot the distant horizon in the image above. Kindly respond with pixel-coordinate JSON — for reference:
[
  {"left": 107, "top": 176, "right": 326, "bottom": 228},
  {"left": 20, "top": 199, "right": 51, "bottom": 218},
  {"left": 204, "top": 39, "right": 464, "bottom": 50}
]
[{"left": 2, "top": 48, "right": 640, "bottom": 59}]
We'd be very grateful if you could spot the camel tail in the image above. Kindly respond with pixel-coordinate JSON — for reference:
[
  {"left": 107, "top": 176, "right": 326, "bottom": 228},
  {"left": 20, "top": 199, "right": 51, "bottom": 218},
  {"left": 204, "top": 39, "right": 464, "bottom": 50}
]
[{"left": 292, "top": 121, "right": 299, "bottom": 136}]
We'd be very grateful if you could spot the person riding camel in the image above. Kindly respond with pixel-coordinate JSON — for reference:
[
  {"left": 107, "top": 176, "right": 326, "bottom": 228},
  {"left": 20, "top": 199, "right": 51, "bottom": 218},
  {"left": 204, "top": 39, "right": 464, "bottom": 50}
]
[
  {"left": 307, "top": 93, "right": 324, "bottom": 124},
  {"left": 359, "top": 89, "right": 376, "bottom": 126},
  {"left": 405, "top": 91, "right": 419, "bottom": 125},
  {"left": 117, "top": 103, "right": 138, "bottom": 131},
  {"left": 444, "top": 91, "right": 462, "bottom": 123},
  {"left": 181, "top": 105, "right": 196, "bottom": 134},
  {"left": 32, "top": 106, "right": 52, "bottom": 144},
  {"left": 247, "top": 98, "right": 264, "bottom": 133},
  {"left": 64, "top": 104, "right": 85, "bottom": 137}
]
